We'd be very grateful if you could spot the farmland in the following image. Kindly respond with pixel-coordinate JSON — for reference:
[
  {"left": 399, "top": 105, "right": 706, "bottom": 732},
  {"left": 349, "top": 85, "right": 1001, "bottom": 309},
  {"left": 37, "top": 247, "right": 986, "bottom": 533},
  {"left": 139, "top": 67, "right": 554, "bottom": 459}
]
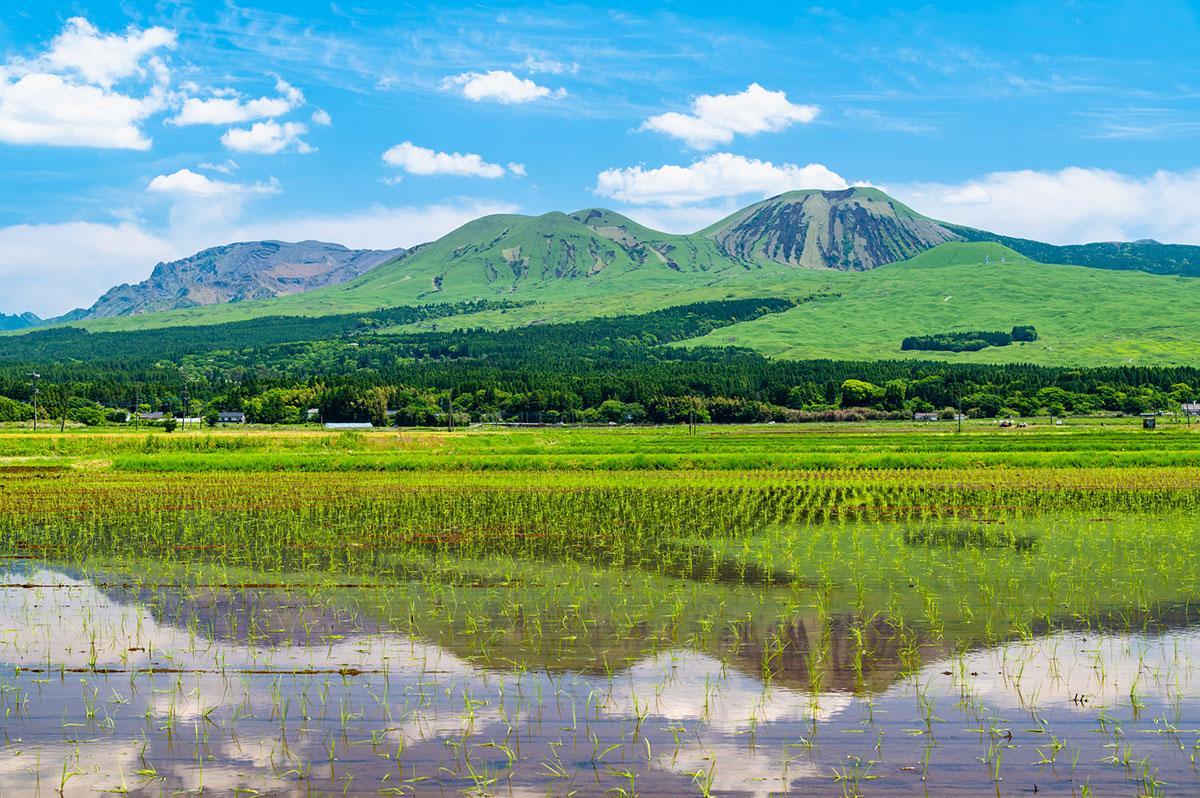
[{"left": 1, "top": 424, "right": 1200, "bottom": 796}]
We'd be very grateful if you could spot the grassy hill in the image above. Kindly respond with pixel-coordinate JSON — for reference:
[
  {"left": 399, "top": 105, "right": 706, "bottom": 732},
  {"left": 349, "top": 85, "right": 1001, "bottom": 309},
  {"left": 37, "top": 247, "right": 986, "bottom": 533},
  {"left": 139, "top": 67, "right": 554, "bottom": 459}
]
[
  {"left": 34, "top": 188, "right": 964, "bottom": 333},
  {"left": 678, "top": 242, "right": 1200, "bottom": 367},
  {"left": 14, "top": 188, "right": 1200, "bottom": 370}
]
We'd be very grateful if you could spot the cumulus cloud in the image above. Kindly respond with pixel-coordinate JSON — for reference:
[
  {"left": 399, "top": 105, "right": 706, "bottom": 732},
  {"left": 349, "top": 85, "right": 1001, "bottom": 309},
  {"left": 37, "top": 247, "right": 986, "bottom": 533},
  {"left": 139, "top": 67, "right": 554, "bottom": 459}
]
[
  {"left": 595, "top": 153, "right": 847, "bottom": 206},
  {"left": 0, "top": 17, "right": 174, "bottom": 149},
  {"left": 171, "top": 79, "right": 303, "bottom": 125},
  {"left": 441, "top": 70, "right": 565, "bottom": 103},
  {"left": 889, "top": 166, "right": 1200, "bottom": 244},
  {"left": 311, "top": 108, "right": 332, "bottom": 126},
  {"left": 221, "top": 120, "right": 312, "bottom": 154},
  {"left": 39, "top": 17, "right": 175, "bottom": 89},
  {"left": 147, "top": 168, "right": 278, "bottom": 199},
  {"left": 0, "top": 200, "right": 519, "bottom": 317},
  {"left": 146, "top": 168, "right": 280, "bottom": 230},
  {"left": 382, "top": 141, "right": 518, "bottom": 178},
  {"left": 641, "top": 84, "right": 819, "bottom": 149}
]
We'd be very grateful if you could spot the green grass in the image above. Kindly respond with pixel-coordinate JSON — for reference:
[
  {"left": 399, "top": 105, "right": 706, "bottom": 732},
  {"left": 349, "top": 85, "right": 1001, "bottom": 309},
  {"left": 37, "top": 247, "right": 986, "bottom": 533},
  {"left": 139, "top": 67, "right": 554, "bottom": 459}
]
[
  {"left": 6, "top": 421, "right": 1200, "bottom": 472},
  {"left": 680, "top": 241, "right": 1200, "bottom": 366}
]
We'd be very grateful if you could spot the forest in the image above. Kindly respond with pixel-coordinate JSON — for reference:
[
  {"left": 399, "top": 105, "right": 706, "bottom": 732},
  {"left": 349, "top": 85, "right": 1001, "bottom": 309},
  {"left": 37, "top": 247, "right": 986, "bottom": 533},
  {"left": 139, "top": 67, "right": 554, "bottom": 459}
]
[{"left": 0, "top": 300, "right": 1191, "bottom": 426}]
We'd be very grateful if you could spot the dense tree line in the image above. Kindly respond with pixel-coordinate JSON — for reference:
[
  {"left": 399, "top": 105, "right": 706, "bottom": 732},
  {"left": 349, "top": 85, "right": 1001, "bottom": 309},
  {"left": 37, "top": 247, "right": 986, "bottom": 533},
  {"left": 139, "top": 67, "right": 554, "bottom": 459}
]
[
  {"left": 902, "top": 326, "right": 1037, "bottom": 352},
  {"left": 0, "top": 299, "right": 1193, "bottom": 425}
]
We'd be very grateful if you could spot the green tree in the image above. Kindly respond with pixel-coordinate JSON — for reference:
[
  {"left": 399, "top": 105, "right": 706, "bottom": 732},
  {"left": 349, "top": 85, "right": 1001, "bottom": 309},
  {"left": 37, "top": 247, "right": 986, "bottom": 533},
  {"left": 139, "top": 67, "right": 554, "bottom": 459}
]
[{"left": 840, "top": 379, "right": 881, "bottom": 408}]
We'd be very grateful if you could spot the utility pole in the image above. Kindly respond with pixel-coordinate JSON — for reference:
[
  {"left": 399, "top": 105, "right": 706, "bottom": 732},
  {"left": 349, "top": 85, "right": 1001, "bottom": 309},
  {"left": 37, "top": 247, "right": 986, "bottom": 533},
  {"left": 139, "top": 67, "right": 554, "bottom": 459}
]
[
  {"left": 134, "top": 384, "right": 140, "bottom": 431},
  {"left": 59, "top": 382, "right": 69, "bottom": 433},
  {"left": 27, "top": 373, "right": 39, "bottom": 431},
  {"left": 447, "top": 387, "right": 454, "bottom": 432},
  {"left": 182, "top": 384, "right": 190, "bottom": 432},
  {"left": 957, "top": 383, "right": 963, "bottom": 433}
]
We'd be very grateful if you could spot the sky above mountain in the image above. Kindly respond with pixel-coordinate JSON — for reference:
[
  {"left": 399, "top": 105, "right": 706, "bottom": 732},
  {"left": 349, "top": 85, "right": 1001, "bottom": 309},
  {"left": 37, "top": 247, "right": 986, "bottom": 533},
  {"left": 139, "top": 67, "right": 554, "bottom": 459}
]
[{"left": 2, "top": 0, "right": 1200, "bottom": 316}]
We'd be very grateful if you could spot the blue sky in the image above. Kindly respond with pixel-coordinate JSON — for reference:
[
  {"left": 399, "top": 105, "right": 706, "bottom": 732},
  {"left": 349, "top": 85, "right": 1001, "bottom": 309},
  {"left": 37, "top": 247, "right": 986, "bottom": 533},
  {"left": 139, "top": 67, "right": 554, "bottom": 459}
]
[{"left": 3, "top": 1, "right": 1200, "bottom": 316}]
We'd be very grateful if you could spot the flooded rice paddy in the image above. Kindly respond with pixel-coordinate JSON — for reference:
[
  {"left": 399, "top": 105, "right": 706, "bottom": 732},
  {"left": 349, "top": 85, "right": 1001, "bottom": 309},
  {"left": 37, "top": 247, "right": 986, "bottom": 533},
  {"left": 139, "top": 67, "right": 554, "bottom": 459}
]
[{"left": 2, "top": 468, "right": 1200, "bottom": 796}]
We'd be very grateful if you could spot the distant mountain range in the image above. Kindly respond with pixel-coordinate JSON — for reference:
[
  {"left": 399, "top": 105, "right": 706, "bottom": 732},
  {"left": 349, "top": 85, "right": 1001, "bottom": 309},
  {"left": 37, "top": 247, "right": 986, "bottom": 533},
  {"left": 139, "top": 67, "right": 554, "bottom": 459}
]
[
  {"left": 20, "top": 187, "right": 1200, "bottom": 361},
  {"left": 0, "top": 312, "right": 40, "bottom": 331},
  {"left": 48, "top": 240, "right": 404, "bottom": 324}
]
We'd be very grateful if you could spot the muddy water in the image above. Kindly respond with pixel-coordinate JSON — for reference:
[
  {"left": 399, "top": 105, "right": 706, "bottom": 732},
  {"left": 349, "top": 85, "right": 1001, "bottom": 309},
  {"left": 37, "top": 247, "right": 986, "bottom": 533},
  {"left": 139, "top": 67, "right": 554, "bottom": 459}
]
[{"left": 1, "top": 565, "right": 1198, "bottom": 797}]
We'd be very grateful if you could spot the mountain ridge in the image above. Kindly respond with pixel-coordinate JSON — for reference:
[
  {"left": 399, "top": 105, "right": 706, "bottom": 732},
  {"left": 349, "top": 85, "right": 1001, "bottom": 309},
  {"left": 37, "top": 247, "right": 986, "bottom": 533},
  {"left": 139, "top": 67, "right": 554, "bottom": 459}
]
[
  {"left": 0, "top": 312, "right": 41, "bottom": 331},
  {"left": 28, "top": 186, "right": 1200, "bottom": 335},
  {"left": 51, "top": 240, "right": 405, "bottom": 324}
]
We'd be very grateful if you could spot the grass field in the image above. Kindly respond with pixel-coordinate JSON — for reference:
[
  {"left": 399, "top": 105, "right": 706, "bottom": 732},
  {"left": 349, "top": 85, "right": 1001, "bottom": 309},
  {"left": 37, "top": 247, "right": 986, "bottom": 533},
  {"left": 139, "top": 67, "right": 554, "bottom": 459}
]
[{"left": 1, "top": 417, "right": 1197, "bottom": 471}]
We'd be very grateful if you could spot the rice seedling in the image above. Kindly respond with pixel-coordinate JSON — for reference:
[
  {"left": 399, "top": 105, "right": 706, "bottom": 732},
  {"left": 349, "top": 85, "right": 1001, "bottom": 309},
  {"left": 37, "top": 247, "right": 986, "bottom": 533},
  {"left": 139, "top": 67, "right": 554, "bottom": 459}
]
[{"left": 1, "top": 429, "right": 1199, "bottom": 794}]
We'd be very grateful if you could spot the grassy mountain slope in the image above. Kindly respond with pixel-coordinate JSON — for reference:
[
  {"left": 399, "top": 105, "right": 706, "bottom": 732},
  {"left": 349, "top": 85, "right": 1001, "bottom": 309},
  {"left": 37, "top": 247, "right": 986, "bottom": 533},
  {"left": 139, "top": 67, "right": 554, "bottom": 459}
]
[
  {"left": 945, "top": 224, "right": 1200, "bottom": 277},
  {"left": 45, "top": 188, "right": 964, "bottom": 333},
  {"left": 679, "top": 241, "right": 1200, "bottom": 366},
  {"left": 16, "top": 188, "right": 1200, "bottom": 372},
  {"left": 54, "top": 211, "right": 810, "bottom": 333}
]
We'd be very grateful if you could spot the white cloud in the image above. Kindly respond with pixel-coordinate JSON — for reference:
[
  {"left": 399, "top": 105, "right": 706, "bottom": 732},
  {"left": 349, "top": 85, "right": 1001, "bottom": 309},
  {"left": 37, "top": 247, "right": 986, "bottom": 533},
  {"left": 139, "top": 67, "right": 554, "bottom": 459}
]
[
  {"left": 221, "top": 120, "right": 312, "bottom": 154},
  {"left": 198, "top": 159, "right": 239, "bottom": 175},
  {"left": 0, "top": 71, "right": 164, "bottom": 149},
  {"left": 595, "top": 153, "right": 848, "bottom": 206},
  {"left": 171, "top": 79, "right": 303, "bottom": 126},
  {"left": 227, "top": 200, "right": 520, "bottom": 251},
  {"left": 40, "top": 17, "right": 176, "bottom": 89},
  {"left": 382, "top": 141, "right": 516, "bottom": 178},
  {"left": 441, "top": 70, "right": 565, "bottom": 103},
  {"left": 0, "top": 200, "right": 518, "bottom": 317},
  {"left": 619, "top": 202, "right": 744, "bottom": 234},
  {"left": 311, "top": 108, "right": 332, "bottom": 126},
  {"left": 0, "top": 221, "right": 175, "bottom": 317},
  {"left": 507, "top": 162, "right": 527, "bottom": 176},
  {"left": 889, "top": 167, "right": 1200, "bottom": 244},
  {"left": 641, "top": 84, "right": 819, "bottom": 149},
  {"left": 146, "top": 169, "right": 280, "bottom": 230},
  {"left": 0, "top": 18, "right": 174, "bottom": 149},
  {"left": 147, "top": 168, "right": 278, "bottom": 199},
  {"left": 518, "top": 56, "right": 578, "bottom": 75}
]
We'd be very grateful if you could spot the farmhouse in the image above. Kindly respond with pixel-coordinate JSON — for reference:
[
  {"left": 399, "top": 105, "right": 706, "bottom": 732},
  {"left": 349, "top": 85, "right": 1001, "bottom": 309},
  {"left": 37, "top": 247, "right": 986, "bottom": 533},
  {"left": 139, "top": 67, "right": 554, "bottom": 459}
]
[
  {"left": 217, "top": 411, "right": 246, "bottom": 424},
  {"left": 914, "top": 412, "right": 939, "bottom": 422}
]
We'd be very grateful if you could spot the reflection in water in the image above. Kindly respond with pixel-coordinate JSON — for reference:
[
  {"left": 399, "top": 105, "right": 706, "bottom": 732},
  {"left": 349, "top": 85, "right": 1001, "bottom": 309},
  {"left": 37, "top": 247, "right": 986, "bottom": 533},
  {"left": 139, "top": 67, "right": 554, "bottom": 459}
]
[{"left": 1, "top": 564, "right": 1199, "bottom": 796}]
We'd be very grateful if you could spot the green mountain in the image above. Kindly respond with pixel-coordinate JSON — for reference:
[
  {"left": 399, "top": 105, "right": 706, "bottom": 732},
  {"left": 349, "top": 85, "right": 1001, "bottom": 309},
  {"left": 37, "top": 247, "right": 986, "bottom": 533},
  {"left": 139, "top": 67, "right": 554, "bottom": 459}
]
[
  {"left": 679, "top": 241, "right": 1200, "bottom": 367},
  {"left": 944, "top": 224, "right": 1200, "bottom": 277},
  {"left": 52, "top": 188, "right": 963, "bottom": 332},
  {"left": 18, "top": 186, "right": 1200, "bottom": 367},
  {"left": 703, "top": 187, "right": 958, "bottom": 270}
]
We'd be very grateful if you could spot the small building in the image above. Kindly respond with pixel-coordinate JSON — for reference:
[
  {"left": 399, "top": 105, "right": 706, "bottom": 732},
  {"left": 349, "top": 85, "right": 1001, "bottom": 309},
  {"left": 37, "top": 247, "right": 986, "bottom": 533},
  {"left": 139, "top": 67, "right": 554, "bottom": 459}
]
[
  {"left": 324, "top": 422, "right": 375, "bottom": 430},
  {"left": 914, "top": 412, "right": 939, "bottom": 422},
  {"left": 1140, "top": 412, "right": 1157, "bottom": 430},
  {"left": 1182, "top": 403, "right": 1200, "bottom": 416},
  {"left": 139, "top": 412, "right": 164, "bottom": 421},
  {"left": 217, "top": 411, "right": 246, "bottom": 424}
]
